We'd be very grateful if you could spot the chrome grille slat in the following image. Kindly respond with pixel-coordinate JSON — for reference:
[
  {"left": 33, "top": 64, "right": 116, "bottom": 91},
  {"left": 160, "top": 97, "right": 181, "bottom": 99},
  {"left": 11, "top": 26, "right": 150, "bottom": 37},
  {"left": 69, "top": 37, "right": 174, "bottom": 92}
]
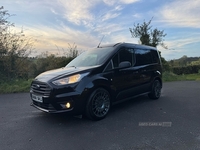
[{"left": 31, "top": 81, "right": 51, "bottom": 96}]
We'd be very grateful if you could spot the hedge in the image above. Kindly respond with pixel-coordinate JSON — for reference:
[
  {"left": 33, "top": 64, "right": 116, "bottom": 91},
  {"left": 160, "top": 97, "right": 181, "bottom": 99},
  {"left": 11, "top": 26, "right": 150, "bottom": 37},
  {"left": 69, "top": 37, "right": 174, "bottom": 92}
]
[{"left": 172, "top": 65, "right": 200, "bottom": 75}]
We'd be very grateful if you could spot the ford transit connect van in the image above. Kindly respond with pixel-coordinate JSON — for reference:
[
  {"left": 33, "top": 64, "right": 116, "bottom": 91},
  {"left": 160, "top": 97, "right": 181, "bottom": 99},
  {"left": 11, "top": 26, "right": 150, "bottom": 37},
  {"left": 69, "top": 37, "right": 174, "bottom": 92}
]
[{"left": 30, "top": 43, "right": 162, "bottom": 120}]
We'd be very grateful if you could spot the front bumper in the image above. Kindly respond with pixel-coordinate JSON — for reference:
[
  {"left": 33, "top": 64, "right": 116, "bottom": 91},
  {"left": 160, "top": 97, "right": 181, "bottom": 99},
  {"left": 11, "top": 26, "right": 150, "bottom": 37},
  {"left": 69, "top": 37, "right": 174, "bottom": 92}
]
[
  {"left": 30, "top": 102, "right": 73, "bottom": 113},
  {"left": 30, "top": 80, "right": 87, "bottom": 114}
]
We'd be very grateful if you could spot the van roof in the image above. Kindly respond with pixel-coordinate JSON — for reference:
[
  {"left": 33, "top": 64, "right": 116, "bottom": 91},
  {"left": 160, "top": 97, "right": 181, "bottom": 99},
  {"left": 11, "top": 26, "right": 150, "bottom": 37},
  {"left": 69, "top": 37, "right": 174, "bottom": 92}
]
[{"left": 98, "top": 42, "right": 157, "bottom": 50}]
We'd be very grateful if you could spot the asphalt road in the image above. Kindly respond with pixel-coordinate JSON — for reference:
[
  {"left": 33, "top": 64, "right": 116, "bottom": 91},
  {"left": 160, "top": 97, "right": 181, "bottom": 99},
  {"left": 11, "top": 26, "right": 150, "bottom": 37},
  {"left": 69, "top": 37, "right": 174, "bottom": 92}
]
[{"left": 0, "top": 81, "right": 200, "bottom": 150}]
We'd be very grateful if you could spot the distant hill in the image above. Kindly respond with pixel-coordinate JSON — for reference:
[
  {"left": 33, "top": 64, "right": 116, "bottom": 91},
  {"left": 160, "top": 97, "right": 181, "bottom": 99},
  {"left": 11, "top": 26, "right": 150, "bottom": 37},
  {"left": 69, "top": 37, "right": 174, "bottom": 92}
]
[{"left": 168, "top": 55, "right": 200, "bottom": 67}]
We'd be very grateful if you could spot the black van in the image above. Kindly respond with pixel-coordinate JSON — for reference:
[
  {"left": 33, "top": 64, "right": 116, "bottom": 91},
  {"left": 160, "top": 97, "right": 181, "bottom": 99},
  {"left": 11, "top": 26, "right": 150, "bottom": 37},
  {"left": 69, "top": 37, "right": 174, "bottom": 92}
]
[{"left": 30, "top": 43, "right": 162, "bottom": 120}]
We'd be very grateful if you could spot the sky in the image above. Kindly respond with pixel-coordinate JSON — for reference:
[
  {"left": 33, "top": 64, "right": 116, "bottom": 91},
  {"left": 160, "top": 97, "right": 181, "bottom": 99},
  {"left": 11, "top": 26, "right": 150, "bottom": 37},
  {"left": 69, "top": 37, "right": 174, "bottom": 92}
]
[{"left": 1, "top": 0, "right": 200, "bottom": 60}]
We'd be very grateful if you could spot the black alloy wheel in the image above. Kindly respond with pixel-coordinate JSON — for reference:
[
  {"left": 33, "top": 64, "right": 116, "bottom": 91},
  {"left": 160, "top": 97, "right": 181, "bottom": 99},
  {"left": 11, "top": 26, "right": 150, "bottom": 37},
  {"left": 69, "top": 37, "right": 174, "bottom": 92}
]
[
  {"left": 85, "top": 88, "right": 111, "bottom": 121},
  {"left": 148, "top": 80, "right": 162, "bottom": 100}
]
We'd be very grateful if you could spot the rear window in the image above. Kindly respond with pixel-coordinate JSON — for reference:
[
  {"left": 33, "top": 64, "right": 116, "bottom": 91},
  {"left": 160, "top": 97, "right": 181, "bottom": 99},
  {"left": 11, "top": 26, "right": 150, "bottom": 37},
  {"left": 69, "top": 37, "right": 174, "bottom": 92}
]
[
  {"left": 135, "top": 49, "right": 152, "bottom": 66},
  {"left": 134, "top": 49, "right": 159, "bottom": 66},
  {"left": 151, "top": 50, "right": 160, "bottom": 63}
]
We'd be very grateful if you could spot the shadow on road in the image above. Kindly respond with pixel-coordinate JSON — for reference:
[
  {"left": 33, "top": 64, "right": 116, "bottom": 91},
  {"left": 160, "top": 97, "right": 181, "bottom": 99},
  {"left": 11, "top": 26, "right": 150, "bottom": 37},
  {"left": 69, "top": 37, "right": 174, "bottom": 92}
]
[{"left": 31, "top": 95, "right": 156, "bottom": 124}]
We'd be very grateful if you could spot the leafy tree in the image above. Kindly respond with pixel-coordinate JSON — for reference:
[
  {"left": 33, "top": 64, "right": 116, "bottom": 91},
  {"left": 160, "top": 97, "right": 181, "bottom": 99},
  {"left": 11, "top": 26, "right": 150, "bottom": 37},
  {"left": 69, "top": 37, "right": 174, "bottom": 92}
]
[
  {"left": 178, "top": 55, "right": 188, "bottom": 67},
  {"left": 0, "top": 6, "right": 34, "bottom": 80},
  {"left": 160, "top": 57, "right": 170, "bottom": 72},
  {"left": 129, "top": 18, "right": 169, "bottom": 71},
  {"left": 129, "top": 18, "right": 167, "bottom": 48}
]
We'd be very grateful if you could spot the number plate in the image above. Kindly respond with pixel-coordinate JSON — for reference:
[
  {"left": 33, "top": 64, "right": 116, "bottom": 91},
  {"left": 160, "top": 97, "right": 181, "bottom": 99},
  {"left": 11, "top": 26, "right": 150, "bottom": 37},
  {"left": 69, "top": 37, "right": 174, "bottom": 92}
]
[{"left": 32, "top": 94, "right": 43, "bottom": 103}]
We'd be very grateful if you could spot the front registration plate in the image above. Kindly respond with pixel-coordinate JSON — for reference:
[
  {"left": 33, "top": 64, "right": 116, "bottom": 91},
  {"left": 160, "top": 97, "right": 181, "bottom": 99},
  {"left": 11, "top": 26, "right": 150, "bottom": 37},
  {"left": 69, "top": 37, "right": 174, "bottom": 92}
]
[{"left": 32, "top": 94, "right": 43, "bottom": 103}]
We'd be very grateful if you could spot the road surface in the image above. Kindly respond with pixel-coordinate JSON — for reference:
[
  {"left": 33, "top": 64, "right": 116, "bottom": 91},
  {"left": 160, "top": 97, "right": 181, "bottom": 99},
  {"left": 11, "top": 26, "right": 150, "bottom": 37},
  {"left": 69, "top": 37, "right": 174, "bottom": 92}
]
[{"left": 0, "top": 81, "right": 200, "bottom": 150}]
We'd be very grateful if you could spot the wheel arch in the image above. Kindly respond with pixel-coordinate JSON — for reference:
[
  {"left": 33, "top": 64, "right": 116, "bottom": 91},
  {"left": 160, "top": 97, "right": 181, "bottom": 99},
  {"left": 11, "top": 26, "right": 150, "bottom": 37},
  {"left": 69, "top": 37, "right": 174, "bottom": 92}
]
[
  {"left": 154, "top": 77, "right": 162, "bottom": 87},
  {"left": 84, "top": 77, "right": 114, "bottom": 104},
  {"left": 84, "top": 81, "right": 112, "bottom": 120}
]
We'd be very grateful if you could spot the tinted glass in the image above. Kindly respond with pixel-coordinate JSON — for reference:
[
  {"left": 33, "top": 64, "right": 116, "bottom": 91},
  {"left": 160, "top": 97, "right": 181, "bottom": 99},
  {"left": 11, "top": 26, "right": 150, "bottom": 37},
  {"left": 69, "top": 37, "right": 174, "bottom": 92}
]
[
  {"left": 151, "top": 50, "right": 160, "bottom": 63},
  {"left": 135, "top": 49, "right": 152, "bottom": 66},
  {"left": 119, "top": 48, "right": 134, "bottom": 65},
  {"left": 66, "top": 47, "right": 114, "bottom": 67},
  {"left": 105, "top": 61, "right": 113, "bottom": 70},
  {"left": 112, "top": 53, "right": 119, "bottom": 68},
  {"left": 112, "top": 48, "right": 134, "bottom": 68}
]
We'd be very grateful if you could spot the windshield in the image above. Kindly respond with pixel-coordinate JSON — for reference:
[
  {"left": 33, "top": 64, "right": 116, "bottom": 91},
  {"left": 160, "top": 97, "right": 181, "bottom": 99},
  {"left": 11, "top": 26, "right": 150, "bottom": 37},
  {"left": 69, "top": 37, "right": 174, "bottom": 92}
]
[{"left": 66, "top": 47, "right": 114, "bottom": 67}]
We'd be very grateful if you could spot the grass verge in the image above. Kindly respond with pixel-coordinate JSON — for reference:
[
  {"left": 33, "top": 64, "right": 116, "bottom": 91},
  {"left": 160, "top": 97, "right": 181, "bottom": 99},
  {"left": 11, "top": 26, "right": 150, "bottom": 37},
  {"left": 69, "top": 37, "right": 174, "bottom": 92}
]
[
  {"left": 0, "top": 79, "right": 32, "bottom": 94},
  {"left": 163, "top": 72, "right": 200, "bottom": 82},
  {"left": 0, "top": 72, "right": 200, "bottom": 94}
]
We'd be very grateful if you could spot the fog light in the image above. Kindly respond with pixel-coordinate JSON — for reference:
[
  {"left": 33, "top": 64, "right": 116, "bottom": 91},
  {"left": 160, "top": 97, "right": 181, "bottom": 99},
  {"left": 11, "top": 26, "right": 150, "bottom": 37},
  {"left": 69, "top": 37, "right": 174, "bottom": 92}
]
[{"left": 66, "top": 102, "right": 71, "bottom": 108}]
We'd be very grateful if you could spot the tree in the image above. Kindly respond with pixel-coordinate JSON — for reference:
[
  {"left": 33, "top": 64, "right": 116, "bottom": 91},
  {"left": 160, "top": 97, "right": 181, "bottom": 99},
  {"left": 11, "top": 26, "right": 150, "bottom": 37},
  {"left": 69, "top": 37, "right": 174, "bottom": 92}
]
[
  {"left": 129, "top": 18, "right": 169, "bottom": 72},
  {"left": 129, "top": 18, "right": 167, "bottom": 48},
  {"left": 0, "top": 6, "right": 34, "bottom": 80}
]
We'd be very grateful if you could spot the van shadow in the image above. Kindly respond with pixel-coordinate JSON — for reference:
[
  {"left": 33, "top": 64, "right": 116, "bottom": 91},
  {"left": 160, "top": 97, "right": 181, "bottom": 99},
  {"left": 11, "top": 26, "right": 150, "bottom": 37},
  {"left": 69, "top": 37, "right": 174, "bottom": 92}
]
[{"left": 33, "top": 95, "right": 155, "bottom": 124}]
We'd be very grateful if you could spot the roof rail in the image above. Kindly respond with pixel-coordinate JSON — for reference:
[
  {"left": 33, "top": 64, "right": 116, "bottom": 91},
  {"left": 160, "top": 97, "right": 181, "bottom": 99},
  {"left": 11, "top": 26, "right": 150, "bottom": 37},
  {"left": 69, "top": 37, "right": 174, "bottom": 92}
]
[{"left": 113, "top": 43, "right": 122, "bottom": 47}]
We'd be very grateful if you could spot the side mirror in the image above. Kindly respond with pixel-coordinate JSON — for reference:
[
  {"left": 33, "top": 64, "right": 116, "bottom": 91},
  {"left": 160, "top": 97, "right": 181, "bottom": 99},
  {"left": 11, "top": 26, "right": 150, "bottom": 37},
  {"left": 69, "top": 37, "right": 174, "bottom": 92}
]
[{"left": 119, "top": 61, "right": 131, "bottom": 68}]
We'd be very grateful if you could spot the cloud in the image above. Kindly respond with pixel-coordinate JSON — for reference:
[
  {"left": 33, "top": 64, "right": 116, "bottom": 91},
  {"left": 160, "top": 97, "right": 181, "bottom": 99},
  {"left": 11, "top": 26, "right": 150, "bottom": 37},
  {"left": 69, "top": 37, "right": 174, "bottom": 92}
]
[
  {"left": 57, "top": 0, "right": 99, "bottom": 25},
  {"left": 109, "top": 33, "right": 138, "bottom": 44},
  {"left": 158, "top": 31, "right": 200, "bottom": 59},
  {"left": 158, "top": 0, "right": 200, "bottom": 28},
  {"left": 115, "top": 5, "right": 123, "bottom": 11},
  {"left": 101, "top": 12, "right": 121, "bottom": 21},
  {"left": 165, "top": 38, "right": 198, "bottom": 50},
  {"left": 93, "top": 23, "right": 123, "bottom": 35},
  {"left": 56, "top": 0, "right": 128, "bottom": 29},
  {"left": 121, "top": 0, "right": 140, "bottom": 4},
  {"left": 100, "top": 5, "right": 123, "bottom": 22},
  {"left": 132, "top": 13, "right": 141, "bottom": 19},
  {"left": 19, "top": 24, "right": 100, "bottom": 56},
  {"left": 10, "top": 0, "right": 138, "bottom": 56},
  {"left": 103, "top": 0, "right": 140, "bottom": 6},
  {"left": 50, "top": 8, "right": 58, "bottom": 15}
]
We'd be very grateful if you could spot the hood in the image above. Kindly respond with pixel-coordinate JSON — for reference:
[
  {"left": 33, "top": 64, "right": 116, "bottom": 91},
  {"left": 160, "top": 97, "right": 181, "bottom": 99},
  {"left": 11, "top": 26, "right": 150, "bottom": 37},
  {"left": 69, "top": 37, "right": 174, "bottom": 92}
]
[{"left": 35, "top": 66, "right": 95, "bottom": 83}]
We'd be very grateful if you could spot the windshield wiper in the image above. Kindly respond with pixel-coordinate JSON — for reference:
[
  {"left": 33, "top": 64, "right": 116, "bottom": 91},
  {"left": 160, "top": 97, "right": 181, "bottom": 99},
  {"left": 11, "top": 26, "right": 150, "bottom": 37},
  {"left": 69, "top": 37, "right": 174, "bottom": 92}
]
[{"left": 68, "top": 66, "right": 76, "bottom": 68}]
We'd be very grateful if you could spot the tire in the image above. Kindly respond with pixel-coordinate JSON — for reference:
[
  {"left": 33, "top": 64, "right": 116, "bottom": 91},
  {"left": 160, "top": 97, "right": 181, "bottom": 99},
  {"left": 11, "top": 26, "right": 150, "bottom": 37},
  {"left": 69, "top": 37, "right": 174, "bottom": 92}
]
[
  {"left": 85, "top": 88, "right": 111, "bottom": 121},
  {"left": 148, "top": 80, "right": 162, "bottom": 100}
]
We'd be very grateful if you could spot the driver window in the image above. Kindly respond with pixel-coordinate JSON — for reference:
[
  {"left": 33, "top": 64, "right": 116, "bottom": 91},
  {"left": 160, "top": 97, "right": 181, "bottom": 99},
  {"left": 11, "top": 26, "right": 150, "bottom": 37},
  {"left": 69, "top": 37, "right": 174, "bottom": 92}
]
[
  {"left": 104, "top": 48, "right": 134, "bottom": 71},
  {"left": 113, "top": 48, "right": 134, "bottom": 68}
]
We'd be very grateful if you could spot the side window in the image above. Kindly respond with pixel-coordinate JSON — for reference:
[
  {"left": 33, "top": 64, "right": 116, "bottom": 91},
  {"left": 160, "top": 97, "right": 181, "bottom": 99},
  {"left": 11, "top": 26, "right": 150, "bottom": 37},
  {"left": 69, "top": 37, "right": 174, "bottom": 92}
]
[
  {"left": 104, "top": 48, "right": 135, "bottom": 71},
  {"left": 112, "top": 53, "right": 119, "bottom": 68},
  {"left": 151, "top": 50, "right": 160, "bottom": 64},
  {"left": 119, "top": 48, "right": 134, "bottom": 65},
  {"left": 135, "top": 49, "right": 152, "bottom": 66},
  {"left": 105, "top": 60, "right": 113, "bottom": 71},
  {"left": 112, "top": 48, "right": 135, "bottom": 68},
  {"left": 104, "top": 55, "right": 118, "bottom": 71}
]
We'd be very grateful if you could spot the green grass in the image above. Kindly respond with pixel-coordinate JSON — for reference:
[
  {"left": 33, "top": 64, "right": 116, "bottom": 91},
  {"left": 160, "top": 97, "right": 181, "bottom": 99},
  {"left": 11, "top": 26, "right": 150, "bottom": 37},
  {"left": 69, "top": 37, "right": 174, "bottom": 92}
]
[
  {"left": 163, "top": 72, "right": 200, "bottom": 82},
  {"left": 0, "top": 79, "right": 32, "bottom": 94},
  {"left": 0, "top": 72, "right": 200, "bottom": 94}
]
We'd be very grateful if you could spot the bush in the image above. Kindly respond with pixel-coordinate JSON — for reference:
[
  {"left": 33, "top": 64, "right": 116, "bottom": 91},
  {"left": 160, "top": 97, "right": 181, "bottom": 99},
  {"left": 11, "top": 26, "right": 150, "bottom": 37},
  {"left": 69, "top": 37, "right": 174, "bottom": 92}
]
[
  {"left": 172, "top": 65, "right": 200, "bottom": 75},
  {"left": 35, "top": 55, "right": 74, "bottom": 76},
  {"left": 163, "top": 72, "right": 180, "bottom": 82},
  {"left": 0, "top": 79, "right": 32, "bottom": 93}
]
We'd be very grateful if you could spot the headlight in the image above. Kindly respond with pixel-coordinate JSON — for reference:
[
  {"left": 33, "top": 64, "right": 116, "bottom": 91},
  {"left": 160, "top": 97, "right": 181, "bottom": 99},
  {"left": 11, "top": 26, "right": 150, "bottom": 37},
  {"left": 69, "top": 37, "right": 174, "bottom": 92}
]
[{"left": 52, "top": 73, "right": 89, "bottom": 86}]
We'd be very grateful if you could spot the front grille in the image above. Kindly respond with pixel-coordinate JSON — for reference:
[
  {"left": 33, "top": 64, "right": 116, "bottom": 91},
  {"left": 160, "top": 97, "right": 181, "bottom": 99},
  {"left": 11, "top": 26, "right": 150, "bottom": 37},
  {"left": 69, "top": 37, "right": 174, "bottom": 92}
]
[
  {"left": 33, "top": 101, "right": 56, "bottom": 111},
  {"left": 31, "top": 81, "right": 51, "bottom": 96}
]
